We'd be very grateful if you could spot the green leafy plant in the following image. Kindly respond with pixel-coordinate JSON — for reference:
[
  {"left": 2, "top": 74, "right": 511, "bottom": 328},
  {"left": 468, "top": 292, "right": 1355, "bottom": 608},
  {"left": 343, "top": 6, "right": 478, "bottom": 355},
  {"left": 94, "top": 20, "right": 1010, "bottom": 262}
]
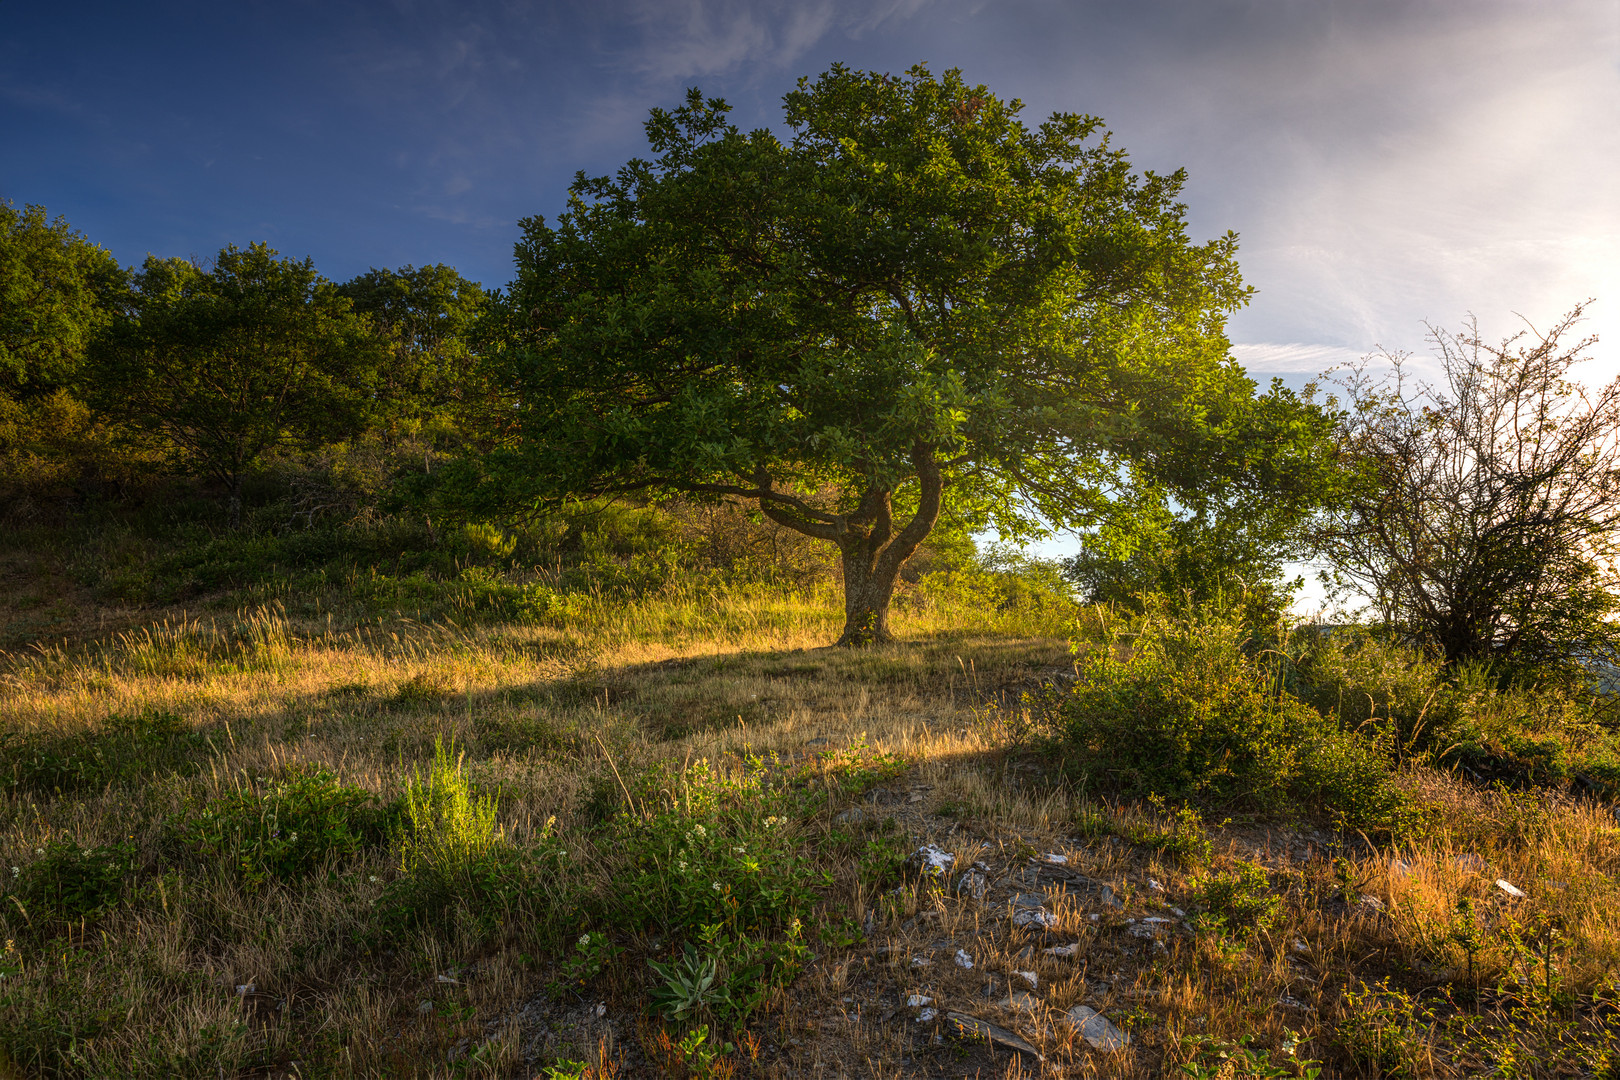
[
  {"left": 647, "top": 946, "right": 724, "bottom": 1023},
  {"left": 611, "top": 760, "right": 821, "bottom": 939},
  {"left": 3, "top": 839, "right": 134, "bottom": 932},
  {"left": 557, "top": 930, "right": 623, "bottom": 987},
  {"left": 1335, "top": 979, "right": 1435, "bottom": 1080},
  {"left": 1179, "top": 1034, "right": 1320, "bottom": 1079},
  {"left": 1190, "top": 858, "right": 1280, "bottom": 937},
  {"left": 168, "top": 766, "right": 389, "bottom": 886},
  {"left": 1134, "top": 796, "right": 1215, "bottom": 867}
]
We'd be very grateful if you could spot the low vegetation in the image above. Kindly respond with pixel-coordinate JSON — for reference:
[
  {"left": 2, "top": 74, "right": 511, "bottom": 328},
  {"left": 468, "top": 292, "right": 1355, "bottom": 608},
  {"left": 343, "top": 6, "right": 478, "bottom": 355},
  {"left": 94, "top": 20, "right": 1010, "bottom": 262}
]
[{"left": 0, "top": 502, "right": 1616, "bottom": 1078}]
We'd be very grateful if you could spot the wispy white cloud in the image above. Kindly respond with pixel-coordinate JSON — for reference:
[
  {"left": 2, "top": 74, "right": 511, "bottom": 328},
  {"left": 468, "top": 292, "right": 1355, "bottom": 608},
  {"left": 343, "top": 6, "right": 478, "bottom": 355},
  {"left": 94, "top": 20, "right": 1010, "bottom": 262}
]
[{"left": 1230, "top": 342, "right": 1365, "bottom": 376}]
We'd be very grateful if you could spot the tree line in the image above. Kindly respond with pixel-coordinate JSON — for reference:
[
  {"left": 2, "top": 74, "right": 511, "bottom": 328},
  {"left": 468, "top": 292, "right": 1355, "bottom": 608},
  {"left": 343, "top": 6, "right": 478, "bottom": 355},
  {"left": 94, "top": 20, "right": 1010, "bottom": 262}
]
[{"left": 3, "top": 63, "right": 1615, "bottom": 673}]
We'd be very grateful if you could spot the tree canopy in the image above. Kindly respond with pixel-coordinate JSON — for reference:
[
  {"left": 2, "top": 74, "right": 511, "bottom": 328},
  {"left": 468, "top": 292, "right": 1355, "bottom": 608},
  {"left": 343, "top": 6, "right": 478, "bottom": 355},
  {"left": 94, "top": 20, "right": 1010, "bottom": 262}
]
[
  {"left": 0, "top": 201, "right": 126, "bottom": 397},
  {"left": 471, "top": 63, "right": 1330, "bottom": 643},
  {"left": 90, "top": 243, "right": 382, "bottom": 525}
]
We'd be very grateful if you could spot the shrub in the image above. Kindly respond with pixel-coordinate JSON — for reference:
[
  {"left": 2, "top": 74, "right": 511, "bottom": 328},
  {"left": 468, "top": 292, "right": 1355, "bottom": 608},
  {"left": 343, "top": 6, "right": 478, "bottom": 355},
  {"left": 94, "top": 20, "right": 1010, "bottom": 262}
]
[
  {"left": 1050, "top": 601, "right": 1409, "bottom": 831},
  {"left": 1132, "top": 798, "right": 1214, "bottom": 868},
  {"left": 1190, "top": 858, "right": 1280, "bottom": 936},
  {"left": 168, "top": 766, "right": 390, "bottom": 886},
  {"left": 607, "top": 760, "right": 822, "bottom": 940},
  {"left": 4, "top": 839, "right": 135, "bottom": 931}
]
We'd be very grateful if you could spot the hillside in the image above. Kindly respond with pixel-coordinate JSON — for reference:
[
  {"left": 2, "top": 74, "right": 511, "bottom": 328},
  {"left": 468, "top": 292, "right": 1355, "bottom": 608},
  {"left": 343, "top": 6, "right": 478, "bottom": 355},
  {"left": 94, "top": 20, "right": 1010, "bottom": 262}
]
[{"left": 1, "top": 511, "right": 1618, "bottom": 1079}]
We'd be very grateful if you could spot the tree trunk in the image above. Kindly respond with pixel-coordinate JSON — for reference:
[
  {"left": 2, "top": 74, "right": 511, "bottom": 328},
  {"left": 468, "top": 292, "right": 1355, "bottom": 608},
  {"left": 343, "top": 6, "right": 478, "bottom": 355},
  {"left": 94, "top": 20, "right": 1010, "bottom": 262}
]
[
  {"left": 745, "top": 441, "right": 946, "bottom": 647},
  {"left": 837, "top": 541, "right": 903, "bottom": 646}
]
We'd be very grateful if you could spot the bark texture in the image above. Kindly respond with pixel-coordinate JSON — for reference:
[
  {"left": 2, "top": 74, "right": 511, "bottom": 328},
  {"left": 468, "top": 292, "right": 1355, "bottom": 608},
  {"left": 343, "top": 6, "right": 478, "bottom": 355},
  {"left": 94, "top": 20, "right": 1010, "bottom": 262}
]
[{"left": 744, "top": 443, "right": 944, "bottom": 647}]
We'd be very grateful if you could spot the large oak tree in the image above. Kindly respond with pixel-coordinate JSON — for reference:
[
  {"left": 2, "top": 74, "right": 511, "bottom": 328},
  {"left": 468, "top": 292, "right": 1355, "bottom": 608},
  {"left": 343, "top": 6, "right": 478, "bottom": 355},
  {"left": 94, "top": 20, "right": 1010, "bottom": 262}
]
[{"left": 480, "top": 65, "right": 1329, "bottom": 644}]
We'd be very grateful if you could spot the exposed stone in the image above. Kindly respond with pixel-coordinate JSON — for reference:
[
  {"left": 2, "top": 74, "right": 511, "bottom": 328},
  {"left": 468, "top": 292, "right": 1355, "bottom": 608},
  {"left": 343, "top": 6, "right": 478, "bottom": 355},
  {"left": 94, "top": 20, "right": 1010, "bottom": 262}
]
[
  {"left": 998, "top": 990, "right": 1037, "bottom": 1011},
  {"left": 944, "top": 1012, "right": 1045, "bottom": 1061},
  {"left": 905, "top": 844, "right": 956, "bottom": 882},
  {"left": 1012, "top": 908, "right": 1059, "bottom": 930},
  {"left": 1497, "top": 879, "right": 1526, "bottom": 898},
  {"left": 953, "top": 869, "right": 988, "bottom": 900},
  {"left": 1065, "top": 1005, "right": 1129, "bottom": 1051},
  {"left": 833, "top": 807, "right": 866, "bottom": 826}
]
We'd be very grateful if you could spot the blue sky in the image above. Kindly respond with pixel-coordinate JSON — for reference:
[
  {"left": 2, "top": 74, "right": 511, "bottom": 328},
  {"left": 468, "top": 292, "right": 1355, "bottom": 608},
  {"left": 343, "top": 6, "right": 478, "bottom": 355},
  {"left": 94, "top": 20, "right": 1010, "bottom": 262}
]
[
  {"left": 4, "top": 0, "right": 1618, "bottom": 598},
  {"left": 6, "top": 0, "right": 1615, "bottom": 373}
]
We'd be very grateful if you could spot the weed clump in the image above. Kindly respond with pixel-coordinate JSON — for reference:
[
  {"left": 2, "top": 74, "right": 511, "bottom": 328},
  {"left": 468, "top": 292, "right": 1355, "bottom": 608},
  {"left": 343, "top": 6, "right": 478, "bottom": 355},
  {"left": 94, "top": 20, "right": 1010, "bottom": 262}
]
[
  {"left": 3, "top": 839, "right": 135, "bottom": 933},
  {"left": 376, "top": 738, "right": 562, "bottom": 938},
  {"left": 167, "top": 766, "right": 391, "bottom": 886},
  {"left": 1, "top": 708, "right": 204, "bottom": 795}
]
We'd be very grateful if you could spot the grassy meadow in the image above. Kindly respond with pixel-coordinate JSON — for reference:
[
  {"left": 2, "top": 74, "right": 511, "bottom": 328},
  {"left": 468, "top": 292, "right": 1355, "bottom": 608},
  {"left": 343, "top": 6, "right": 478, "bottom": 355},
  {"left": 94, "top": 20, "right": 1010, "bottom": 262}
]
[{"left": 1, "top": 502, "right": 1619, "bottom": 1078}]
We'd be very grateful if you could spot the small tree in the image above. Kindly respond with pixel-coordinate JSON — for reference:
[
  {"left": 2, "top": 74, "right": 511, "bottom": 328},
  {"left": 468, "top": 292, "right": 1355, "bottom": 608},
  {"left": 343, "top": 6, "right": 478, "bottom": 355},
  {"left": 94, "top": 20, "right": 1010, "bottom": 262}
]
[
  {"left": 1316, "top": 302, "right": 1620, "bottom": 672},
  {"left": 91, "top": 244, "right": 380, "bottom": 526},
  {"left": 472, "top": 65, "right": 1331, "bottom": 645},
  {"left": 0, "top": 201, "right": 126, "bottom": 397},
  {"left": 336, "top": 264, "right": 496, "bottom": 446}
]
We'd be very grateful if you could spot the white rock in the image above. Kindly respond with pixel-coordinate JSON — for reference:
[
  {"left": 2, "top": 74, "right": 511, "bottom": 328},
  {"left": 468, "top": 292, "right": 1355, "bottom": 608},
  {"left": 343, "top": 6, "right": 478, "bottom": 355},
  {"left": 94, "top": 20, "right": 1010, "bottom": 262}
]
[
  {"left": 1014, "top": 970, "right": 1038, "bottom": 988},
  {"left": 1148, "top": 879, "right": 1165, "bottom": 891},
  {"left": 954, "top": 949, "right": 975, "bottom": 969},
  {"left": 917, "top": 1007, "right": 938, "bottom": 1022},
  {"left": 1496, "top": 879, "right": 1526, "bottom": 898},
  {"left": 1065, "top": 1005, "right": 1129, "bottom": 1051},
  {"left": 1043, "top": 942, "right": 1081, "bottom": 958},
  {"left": 906, "top": 844, "right": 957, "bottom": 881},
  {"left": 436, "top": 974, "right": 459, "bottom": 984},
  {"left": 911, "top": 956, "right": 933, "bottom": 967},
  {"left": 953, "top": 869, "right": 988, "bottom": 900},
  {"left": 1043, "top": 853, "right": 1068, "bottom": 865},
  {"left": 907, "top": 994, "right": 934, "bottom": 1007},
  {"left": 998, "top": 990, "right": 1037, "bottom": 1010},
  {"left": 1291, "top": 939, "right": 1309, "bottom": 954},
  {"left": 1358, "top": 893, "right": 1386, "bottom": 913},
  {"left": 1012, "top": 908, "right": 1059, "bottom": 930}
]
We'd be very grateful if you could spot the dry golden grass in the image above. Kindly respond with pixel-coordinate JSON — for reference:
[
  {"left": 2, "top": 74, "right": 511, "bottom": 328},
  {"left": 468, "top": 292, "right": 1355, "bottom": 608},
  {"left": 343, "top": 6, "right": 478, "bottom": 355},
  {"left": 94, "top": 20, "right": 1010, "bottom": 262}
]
[{"left": 1, "top": 579, "right": 1617, "bottom": 1078}]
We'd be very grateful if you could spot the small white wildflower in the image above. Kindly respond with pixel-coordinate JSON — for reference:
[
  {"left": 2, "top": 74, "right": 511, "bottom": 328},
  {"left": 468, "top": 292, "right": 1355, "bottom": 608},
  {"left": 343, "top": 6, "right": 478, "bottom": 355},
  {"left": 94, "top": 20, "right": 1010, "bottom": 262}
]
[
  {"left": 677, "top": 860, "right": 688, "bottom": 871},
  {"left": 712, "top": 882, "right": 722, "bottom": 892},
  {"left": 33, "top": 849, "right": 43, "bottom": 856},
  {"left": 289, "top": 833, "right": 298, "bottom": 841},
  {"left": 734, "top": 846, "right": 745, "bottom": 854},
  {"left": 579, "top": 934, "right": 592, "bottom": 946},
  {"left": 693, "top": 824, "right": 706, "bottom": 838},
  {"left": 368, "top": 875, "right": 379, "bottom": 883},
  {"left": 9, "top": 867, "right": 17, "bottom": 878}
]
